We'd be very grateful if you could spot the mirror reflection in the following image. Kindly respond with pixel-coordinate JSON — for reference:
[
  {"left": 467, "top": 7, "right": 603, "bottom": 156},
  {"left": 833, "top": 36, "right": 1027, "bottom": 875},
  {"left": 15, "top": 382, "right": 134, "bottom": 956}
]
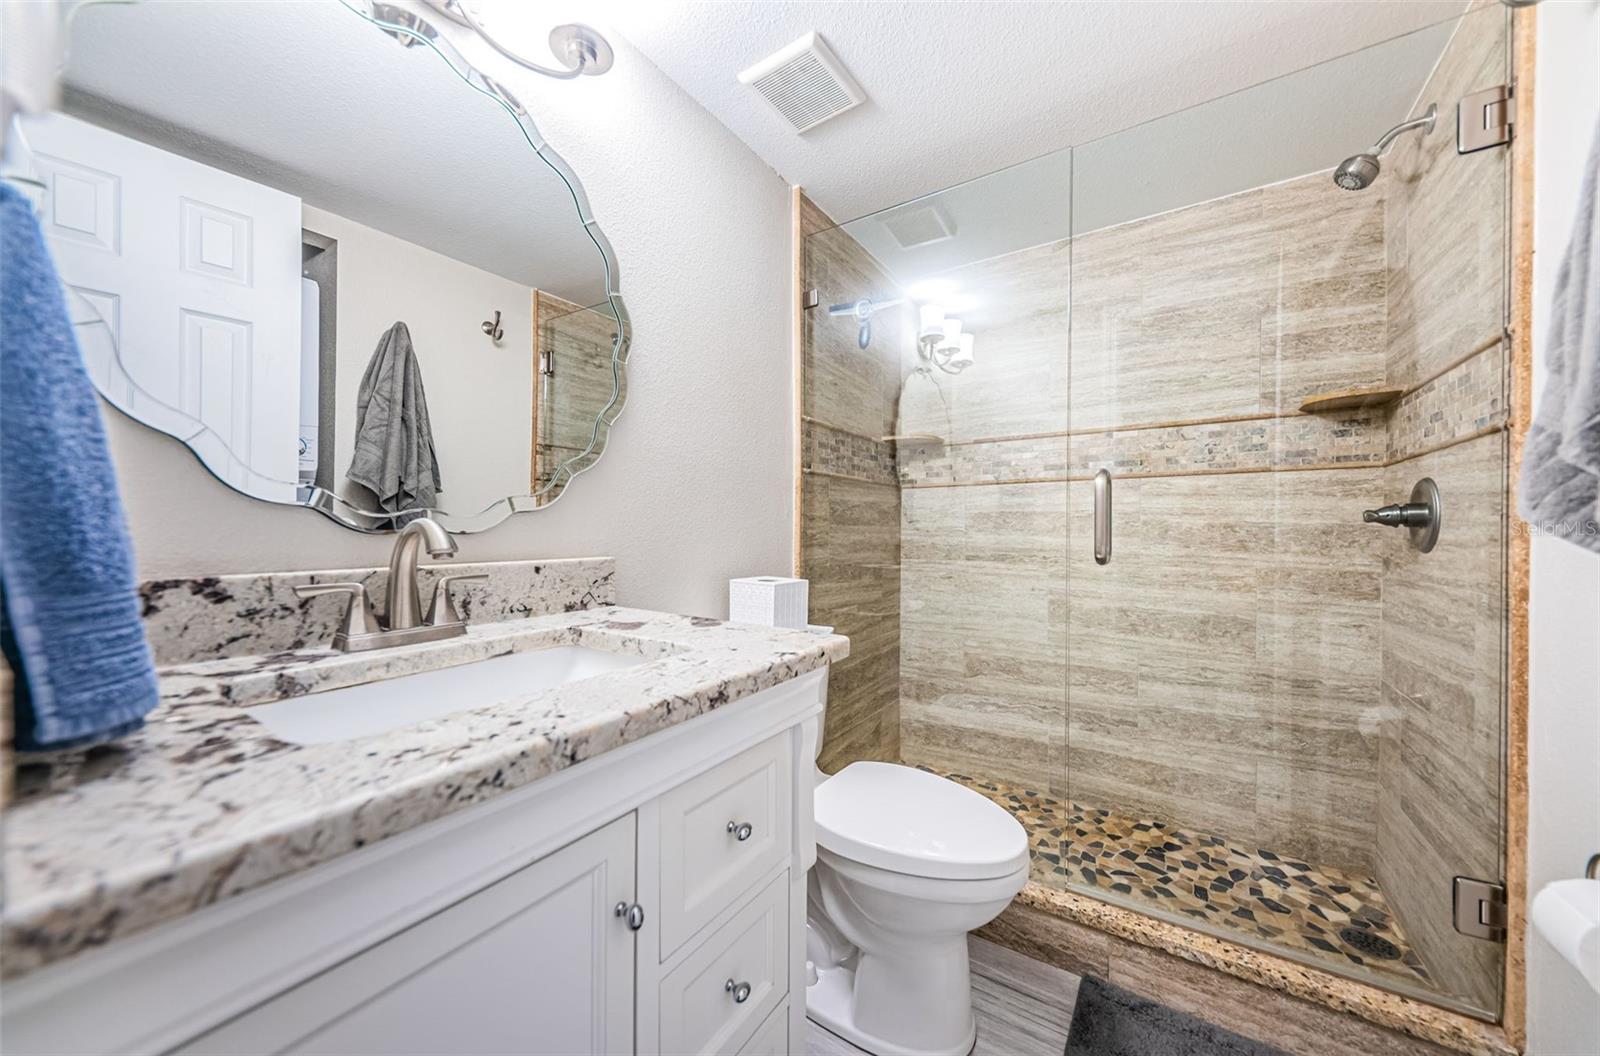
[{"left": 11, "top": 0, "right": 627, "bottom": 530}]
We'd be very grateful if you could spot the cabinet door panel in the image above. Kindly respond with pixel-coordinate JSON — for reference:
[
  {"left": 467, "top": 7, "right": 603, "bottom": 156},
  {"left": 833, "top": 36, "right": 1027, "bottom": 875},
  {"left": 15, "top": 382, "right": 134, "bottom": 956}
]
[{"left": 184, "top": 815, "right": 636, "bottom": 1056}]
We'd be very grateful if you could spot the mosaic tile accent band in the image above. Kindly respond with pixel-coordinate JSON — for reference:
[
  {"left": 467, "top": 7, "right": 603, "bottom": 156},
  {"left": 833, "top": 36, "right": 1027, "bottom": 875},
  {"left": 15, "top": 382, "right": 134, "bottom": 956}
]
[
  {"left": 933, "top": 769, "right": 1436, "bottom": 995},
  {"left": 897, "top": 410, "right": 1389, "bottom": 487},
  {"left": 1388, "top": 339, "right": 1506, "bottom": 463},
  {"left": 802, "top": 418, "right": 899, "bottom": 487},
  {"left": 894, "top": 336, "right": 1504, "bottom": 489}
]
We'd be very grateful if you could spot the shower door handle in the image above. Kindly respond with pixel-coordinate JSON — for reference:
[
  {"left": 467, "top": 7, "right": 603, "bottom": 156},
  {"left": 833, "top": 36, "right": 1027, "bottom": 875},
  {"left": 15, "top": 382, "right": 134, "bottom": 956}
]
[{"left": 1093, "top": 469, "right": 1112, "bottom": 565}]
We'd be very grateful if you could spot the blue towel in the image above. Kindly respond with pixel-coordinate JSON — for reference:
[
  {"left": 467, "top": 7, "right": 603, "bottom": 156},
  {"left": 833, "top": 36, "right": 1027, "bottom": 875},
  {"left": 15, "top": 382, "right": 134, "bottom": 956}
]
[{"left": 0, "top": 181, "right": 157, "bottom": 750}]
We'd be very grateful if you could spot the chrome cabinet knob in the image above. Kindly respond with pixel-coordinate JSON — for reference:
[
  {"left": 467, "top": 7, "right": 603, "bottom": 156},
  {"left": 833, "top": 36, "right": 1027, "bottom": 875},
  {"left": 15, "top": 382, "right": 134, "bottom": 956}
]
[
  {"left": 614, "top": 901, "right": 645, "bottom": 931},
  {"left": 726, "top": 820, "right": 753, "bottom": 841},
  {"left": 725, "top": 979, "right": 752, "bottom": 1004}
]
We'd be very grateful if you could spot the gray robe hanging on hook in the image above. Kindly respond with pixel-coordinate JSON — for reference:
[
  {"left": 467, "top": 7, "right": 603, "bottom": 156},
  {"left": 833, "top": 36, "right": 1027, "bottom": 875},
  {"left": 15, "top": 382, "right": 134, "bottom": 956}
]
[{"left": 347, "top": 321, "right": 442, "bottom": 513}]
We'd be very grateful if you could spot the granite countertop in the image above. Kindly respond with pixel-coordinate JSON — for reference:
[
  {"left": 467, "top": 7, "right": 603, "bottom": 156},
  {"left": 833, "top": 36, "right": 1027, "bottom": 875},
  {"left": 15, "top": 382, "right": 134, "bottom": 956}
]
[{"left": 2, "top": 607, "right": 848, "bottom": 980}]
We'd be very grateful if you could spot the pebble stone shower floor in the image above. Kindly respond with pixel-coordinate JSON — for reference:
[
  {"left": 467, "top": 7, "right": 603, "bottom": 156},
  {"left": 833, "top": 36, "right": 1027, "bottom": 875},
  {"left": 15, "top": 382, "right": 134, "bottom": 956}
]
[{"left": 933, "top": 770, "right": 1435, "bottom": 992}]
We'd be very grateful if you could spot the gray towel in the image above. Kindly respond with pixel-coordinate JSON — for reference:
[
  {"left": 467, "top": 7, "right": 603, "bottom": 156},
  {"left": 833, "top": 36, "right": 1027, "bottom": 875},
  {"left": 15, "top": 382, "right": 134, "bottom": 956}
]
[
  {"left": 346, "top": 322, "right": 442, "bottom": 513},
  {"left": 1520, "top": 117, "right": 1600, "bottom": 552}
]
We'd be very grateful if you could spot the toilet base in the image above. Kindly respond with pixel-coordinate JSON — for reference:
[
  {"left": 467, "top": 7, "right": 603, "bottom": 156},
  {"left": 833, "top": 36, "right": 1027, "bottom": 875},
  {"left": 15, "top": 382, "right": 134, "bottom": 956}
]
[{"left": 806, "top": 959, "right": 976, "bottom": 1056}]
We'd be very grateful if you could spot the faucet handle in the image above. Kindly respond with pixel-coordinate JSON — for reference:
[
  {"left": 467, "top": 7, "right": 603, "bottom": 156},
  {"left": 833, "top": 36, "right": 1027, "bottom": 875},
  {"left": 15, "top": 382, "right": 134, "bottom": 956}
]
[
  {"left": 295, "top": 583, "right": 380, "bottom": 641},
  {"left": 426, "top": 573, "right": 488, "bottom": 627}
]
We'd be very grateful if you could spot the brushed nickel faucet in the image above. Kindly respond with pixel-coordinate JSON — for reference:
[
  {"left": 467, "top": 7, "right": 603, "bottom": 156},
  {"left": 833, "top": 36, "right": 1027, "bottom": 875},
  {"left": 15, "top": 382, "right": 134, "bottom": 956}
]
[
  {"left": 386, "top": 517, "right": 457, "bottom": 630},
  {"left": 294, "top": 516, "right": 486, "bottom": 652}
]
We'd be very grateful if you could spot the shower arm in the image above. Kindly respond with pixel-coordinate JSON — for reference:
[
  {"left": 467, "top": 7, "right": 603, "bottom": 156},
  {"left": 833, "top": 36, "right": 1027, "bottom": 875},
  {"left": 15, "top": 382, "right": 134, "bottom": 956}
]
[{"left": 1367, "top": 104, "right": 1438, "bottom": 157}]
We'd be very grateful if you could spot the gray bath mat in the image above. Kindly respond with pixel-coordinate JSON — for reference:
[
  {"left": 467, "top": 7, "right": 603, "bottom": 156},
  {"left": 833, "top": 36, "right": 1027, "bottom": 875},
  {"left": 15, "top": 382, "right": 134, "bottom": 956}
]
[{"left": 1064, "top": 976, "right": 1289, "bottom": 1056}]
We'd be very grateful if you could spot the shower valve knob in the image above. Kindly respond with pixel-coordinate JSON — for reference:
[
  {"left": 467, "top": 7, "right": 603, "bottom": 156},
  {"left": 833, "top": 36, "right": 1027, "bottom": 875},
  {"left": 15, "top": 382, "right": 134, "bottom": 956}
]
[
  {"left": 1362, "top": 477, "right": 1442, "bottom": 553},
  {"left": 1362, "top": 503, "right": 1431, "bottom": 527}
]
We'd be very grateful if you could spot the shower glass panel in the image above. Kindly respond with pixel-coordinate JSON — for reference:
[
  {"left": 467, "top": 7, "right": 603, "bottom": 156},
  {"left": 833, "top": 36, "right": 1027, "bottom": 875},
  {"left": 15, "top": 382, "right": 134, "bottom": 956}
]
[
  {"left": 801, "top": 149, "right": 1072, "bottom": 778},
  {"left": 800, "top": 1, "right": 1509, "bottom": 1022},
  {"left": 1065, "top": 5, "right": 1507, "bottom": 1017}
]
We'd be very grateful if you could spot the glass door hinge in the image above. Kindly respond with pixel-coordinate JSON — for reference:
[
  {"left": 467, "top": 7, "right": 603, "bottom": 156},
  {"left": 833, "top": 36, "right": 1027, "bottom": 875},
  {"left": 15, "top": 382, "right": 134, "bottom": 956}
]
[
  {"left": 802, "top": 288, "right": 820, "bottom": 310},
  {"left": 1458, "top": 84, "right": 1512, "bottom": 153},
  {"left": 1453, "top": 876, "right": 1507, "bottom": 942}
]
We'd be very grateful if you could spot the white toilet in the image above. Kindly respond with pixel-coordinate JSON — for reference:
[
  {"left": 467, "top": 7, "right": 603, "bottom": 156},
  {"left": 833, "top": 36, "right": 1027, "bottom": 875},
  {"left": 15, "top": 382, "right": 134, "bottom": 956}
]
[{"left": 805, "top": 761, "right": 1030, "bottom": 1056}]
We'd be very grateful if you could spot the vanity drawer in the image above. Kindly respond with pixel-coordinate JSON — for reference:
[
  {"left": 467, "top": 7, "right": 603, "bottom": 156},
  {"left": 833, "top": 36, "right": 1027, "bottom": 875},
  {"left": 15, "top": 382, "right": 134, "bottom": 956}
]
[
  {"left": 659, "top": 872, "right": 789, "bottom": 1056},
  {"left": 736, "top": 1000, "right": 789, "bottom": 1056},
  {"left": 658, "top": 732, "right": 792, "bottom": 956}
]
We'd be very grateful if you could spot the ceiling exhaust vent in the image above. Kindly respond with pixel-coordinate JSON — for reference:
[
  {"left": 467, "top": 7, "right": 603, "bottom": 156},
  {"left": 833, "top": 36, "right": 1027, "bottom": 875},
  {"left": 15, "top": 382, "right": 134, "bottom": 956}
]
[
  {"left": 882, "top": 203, "right": 956, "bottom": 249},
  {"left": 738, "top": 32, "right": 864, "bottom": 133}
]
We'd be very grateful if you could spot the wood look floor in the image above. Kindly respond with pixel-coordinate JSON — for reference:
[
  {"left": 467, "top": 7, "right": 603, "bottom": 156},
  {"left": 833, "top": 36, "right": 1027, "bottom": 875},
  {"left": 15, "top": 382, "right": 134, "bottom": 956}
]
[{"left": 807, "top": 937, "right": 1078, "bottom": 1056}]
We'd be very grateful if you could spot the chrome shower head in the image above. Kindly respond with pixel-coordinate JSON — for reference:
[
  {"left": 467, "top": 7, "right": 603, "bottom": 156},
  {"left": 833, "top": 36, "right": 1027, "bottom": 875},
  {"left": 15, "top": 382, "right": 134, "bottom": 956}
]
[
  {"left": 1333, "top": 103, "right": 1437, "bottom": 192},
  {"left": 1333, "top": 153, "right": 1381, "bottom": 191}
]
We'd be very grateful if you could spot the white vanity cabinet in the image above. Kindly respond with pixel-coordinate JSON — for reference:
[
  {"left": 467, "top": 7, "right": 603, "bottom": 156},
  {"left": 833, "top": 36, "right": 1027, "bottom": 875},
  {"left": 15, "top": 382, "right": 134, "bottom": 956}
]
[
  {"left": 184, "top": 816, "right": 640, "bottom": 1056},
  {"left": 1, "top": 669, "right": 827, "bottom": 1056}
]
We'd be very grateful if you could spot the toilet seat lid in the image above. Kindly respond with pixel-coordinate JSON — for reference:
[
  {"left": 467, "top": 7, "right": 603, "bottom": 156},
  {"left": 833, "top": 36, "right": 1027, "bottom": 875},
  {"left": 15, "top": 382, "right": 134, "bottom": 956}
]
[{"left": 814, "top": 763, "right": 1029, "bottom": 881}]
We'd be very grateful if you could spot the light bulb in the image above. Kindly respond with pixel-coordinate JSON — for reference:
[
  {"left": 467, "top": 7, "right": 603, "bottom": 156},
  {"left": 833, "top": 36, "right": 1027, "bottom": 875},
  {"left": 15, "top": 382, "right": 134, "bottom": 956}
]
[
  {"left": 950, "top": 333, "right": 975, "bottom": 367},
  {"left": 907, "top": 278, "right": 957, "bottom": 301}
]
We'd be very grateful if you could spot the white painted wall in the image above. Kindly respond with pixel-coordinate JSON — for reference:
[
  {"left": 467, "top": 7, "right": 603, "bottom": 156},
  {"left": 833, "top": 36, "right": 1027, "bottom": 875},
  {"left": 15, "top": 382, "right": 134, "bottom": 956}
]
[
  {"left": 1527, "top": 3, "right": 1600, "bottom": 1052},
  {"left": 303, "top": 204, "right": 534, "bottom": 517},
  {"left": 103, "top": 19, "right": 795, "bottom": 619}
]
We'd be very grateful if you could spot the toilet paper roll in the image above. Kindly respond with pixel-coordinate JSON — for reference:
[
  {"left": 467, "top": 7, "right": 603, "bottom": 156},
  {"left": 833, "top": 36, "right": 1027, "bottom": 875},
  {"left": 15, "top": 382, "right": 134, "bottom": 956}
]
[{"left": 1532, "top": 878, "right": 1600, "bottom": 995}]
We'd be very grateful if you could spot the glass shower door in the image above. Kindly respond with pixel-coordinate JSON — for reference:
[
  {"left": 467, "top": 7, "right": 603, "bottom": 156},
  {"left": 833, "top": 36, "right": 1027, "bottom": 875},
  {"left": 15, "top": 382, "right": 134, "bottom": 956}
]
[
  {"left": 812, "top": 149, "right": 1075, "bottom": 798},
  {"left": 1062, "top": 5, "right": 1509, "bottom": 1018}
]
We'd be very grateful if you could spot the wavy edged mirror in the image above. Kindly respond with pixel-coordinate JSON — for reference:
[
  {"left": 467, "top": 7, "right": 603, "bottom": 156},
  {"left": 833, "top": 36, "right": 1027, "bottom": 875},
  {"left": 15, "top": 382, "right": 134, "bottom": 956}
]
[{"left": 24, "top": 0, "right": 629, "bottom": 532}]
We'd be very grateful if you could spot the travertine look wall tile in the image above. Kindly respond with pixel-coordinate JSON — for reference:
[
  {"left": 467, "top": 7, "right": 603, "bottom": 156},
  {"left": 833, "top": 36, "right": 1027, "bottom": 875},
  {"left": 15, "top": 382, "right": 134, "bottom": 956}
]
[
  {"left": 900, "top": 483, "right": 1067, "bottom": 790},
  {"left": 1071, "top": 173, "right": 1387, "bottom": 430},
  {"left": 801, "top": 218, "right": 912, "bottom": 441},
  {"left": 1384, "top": 9, "right": 1508, "bottom": 391},
  {"left": 804, "top": 471, "right": 902, "bottom": 772},
  {"left": 1062, "top": 469, "right": 1384, "bottom": 871},
  {"left": 800, "top": 194, "right": 905, "bottom": 771},
  {"left": 1378, "top": 433, "right": 1506, "bottom": 1013},
  {"left": 905, "top": 242, "right": 1071, "bottom": 445},
  {"left": 1373, "top": 5, "right": 1509, "bottom": 1015}
]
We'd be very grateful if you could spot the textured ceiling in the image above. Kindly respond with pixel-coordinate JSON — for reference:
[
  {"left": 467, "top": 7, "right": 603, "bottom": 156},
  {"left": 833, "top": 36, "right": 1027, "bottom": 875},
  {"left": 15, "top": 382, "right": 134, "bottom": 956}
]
[
  {"left": 838, "top": 13, "right": 1463, "bottom": 287},
  {"left": 601, "top": 0, "right": 1470, "bottom": 224}
]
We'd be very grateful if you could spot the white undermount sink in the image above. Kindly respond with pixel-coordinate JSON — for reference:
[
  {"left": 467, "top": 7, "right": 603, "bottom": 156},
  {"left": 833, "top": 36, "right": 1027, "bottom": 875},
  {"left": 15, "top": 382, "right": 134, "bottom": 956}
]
[{"left": 247, "top": 646, "right": 647, "bottom": 745}]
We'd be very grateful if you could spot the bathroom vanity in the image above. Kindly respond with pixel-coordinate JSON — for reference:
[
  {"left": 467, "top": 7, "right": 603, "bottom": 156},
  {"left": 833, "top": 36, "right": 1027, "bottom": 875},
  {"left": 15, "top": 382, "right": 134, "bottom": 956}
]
[{"left": 1, "top": 561, "right": 846, "bottom": 1056}]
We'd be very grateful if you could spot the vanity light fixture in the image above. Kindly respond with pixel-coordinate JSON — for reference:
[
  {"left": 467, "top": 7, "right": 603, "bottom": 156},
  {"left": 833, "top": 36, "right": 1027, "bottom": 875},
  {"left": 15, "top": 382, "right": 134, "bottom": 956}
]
[
  {"left": 421, "top": 1, "right": 614, "bottom": 78},
  {"left": 949, "top": 333, "right": 975, "bottom": 371},
  {"left": 911, "top": 294, "right": 975, "bottom": 375}
]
